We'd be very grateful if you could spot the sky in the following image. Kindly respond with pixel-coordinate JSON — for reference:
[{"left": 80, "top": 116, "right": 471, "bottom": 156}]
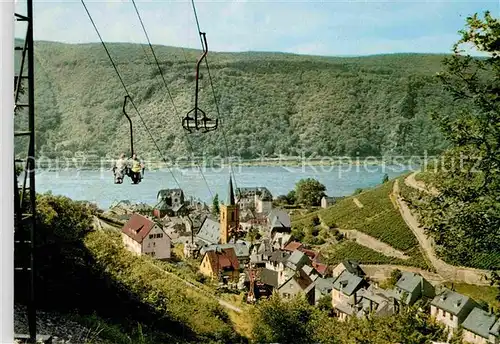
[{"left": 14, "top": 0, "right": 500, "bottom": 56}]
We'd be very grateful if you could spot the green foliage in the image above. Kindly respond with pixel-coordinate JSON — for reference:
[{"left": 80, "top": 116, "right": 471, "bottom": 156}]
[
  {"left": 212, "top": 193, "right": 220, "bottom": 218},
  {"left": 315, "top": 306, "right": 446, "bottom": 344},
  {"left": 251, "top": 294, "right": 446, "bottom": 344},
  {"left": 18, "top": 193, "right": 237, "bottom": 343},
  {"left": 382, "top": 173, "right": 389, "bottom": 183},
  {"left": 15, "top": 40, "right": 468, "bottom": 158},
  {"left": 353, "top": 188, "right": 363, "bottom": 195},
  {"left": 84, "top": 231, "right": 240, "bottom": 342},
  {"left": 295, "top": 178, "right": 327, "bottom": 207},
  {"left": 322, "top": 241, "right": 408, "bottom": 266},
  {"left": 316, "top": 295, "right": 333, "bottom": 312},
  {"left": 382, "top": 269, "right": 403, "bottom": 289},
  {"left": 246, "top": 226, "right": 260, "bottom": 243},
  {"left": 409, "top": 12, "right": 500, "bottom": 269},
  {"left": 250, "top": 293, "right": 322, "bottom": 344}
]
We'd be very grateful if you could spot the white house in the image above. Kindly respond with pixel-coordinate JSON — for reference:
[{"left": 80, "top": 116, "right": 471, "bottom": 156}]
[
  {"left": 430, "top": 289, "right": 477, "bottom": 333},
  {"left": 121, "top": 213, "right": 172, "bottom": 260}
]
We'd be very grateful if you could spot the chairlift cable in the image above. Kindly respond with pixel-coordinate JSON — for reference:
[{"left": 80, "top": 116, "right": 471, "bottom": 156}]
[
  {"left": 81, "top": 0, "right": 184, "bottom": 191},
  {"left": 190, "top": 0, "right": 242, "bottom": 198},
  {"left": 130, "top": 0, "right": 214, "bottom": 199}
]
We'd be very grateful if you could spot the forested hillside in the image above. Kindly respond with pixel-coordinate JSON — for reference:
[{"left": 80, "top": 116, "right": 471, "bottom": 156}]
[{"left": 16, "top": 40, "right": 470, "bottom": 158}]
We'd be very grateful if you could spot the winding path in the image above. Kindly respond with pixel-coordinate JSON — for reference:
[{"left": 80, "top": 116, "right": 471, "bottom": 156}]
[
  {"left": 393, "top": 177, "right": 491, "bottom": 285},
  {"left": 405, "top": 171, "right": 439, "bottom": 195}
]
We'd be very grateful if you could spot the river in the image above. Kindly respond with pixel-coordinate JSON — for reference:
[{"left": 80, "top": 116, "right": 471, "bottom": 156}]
[{"left": 35, "top": 165, "right": 412, "bottom": 209}]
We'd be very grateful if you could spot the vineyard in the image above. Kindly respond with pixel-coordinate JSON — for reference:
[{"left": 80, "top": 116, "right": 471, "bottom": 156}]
[
  {"left": 290, "top": 180, "right": 430, "bottom": 269},
  {"left": 318, "top": 181, "right": 419, "bottom": 252},
  {"left": 320, "top": 241, "right": 399, "bottom": 265}
]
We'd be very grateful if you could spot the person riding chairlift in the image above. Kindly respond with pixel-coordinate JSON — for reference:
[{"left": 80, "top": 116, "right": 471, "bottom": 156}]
[
  {"left": 129, "top": 153, "right": 145, "bottom": 184},
  {"left": 112, "top": 153, "right": 127, "bottom": 184}
]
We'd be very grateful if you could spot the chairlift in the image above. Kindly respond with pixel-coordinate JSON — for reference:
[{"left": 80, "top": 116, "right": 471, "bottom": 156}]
[
  {"left": 112, "top": 95, "right": 144, "bottom": 185},
  {"left": 182, "top": 32, "right": 218, "bottom": 133}
]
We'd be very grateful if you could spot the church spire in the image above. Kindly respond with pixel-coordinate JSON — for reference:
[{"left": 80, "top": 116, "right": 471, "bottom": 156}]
[{"left": 227, "top": 174, "right": 235, "bottom": 206}]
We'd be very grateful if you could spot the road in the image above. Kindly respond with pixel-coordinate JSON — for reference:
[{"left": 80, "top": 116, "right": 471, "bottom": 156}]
[{"left": 393, "top": 177, "right": 491, "bottom": 286}]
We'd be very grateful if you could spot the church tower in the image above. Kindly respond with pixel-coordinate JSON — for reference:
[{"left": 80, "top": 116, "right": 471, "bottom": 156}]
[{"left": 220, "top": 175, "right": 239, "bottom": 244}]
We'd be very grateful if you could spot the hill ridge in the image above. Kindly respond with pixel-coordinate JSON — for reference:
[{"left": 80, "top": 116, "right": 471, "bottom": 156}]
[{"left": 14, "top": 40, "right": 472, "bottom": 158}]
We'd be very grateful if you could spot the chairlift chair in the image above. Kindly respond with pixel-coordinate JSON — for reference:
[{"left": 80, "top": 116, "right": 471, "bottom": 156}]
[
  {"left": 182, "top": 32, "right": 218, "bottom": 133},
  {"left": 113, "top": 95, "right": 144, "bottom": 185}
]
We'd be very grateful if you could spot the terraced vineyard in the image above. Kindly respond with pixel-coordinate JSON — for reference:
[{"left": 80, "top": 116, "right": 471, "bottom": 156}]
[
  {"left": 320, "top": 241, "right": 407, "bottom": 266},
  {"left": 291, "top": 180, "right": 430, "bottom": 270},
  {"left": 319, "top": 181, "right": 419, "bottom": 251}
]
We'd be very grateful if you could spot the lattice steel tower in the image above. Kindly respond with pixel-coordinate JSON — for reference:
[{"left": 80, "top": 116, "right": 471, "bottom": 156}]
[{"left": 14, "top": 0, "right": 37, "bottom": 342}]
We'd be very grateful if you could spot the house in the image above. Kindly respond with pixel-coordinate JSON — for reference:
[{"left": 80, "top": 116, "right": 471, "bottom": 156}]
[
  {"left": 284, "top": 241, "right": 303, "bottom": 253},
  {"left": 462, "top": 308, "right": 499, "bottom": 344},
  {"left": 268, "top": 209, "right": 292, "bottom": 233},
  {"left": 271, "top": 232, "right": 292, "bottom": 250},
  {"left": 331, "top": 270, "right": 369, "bottom": 321},
  {"left": 121, "top": 213, "right": 172, "bottom": 260},
  {"left": 199, "top": 247, "right": 240, "bottom": 281},
  {"left": 196, "top": 217, "right": 221, "bottom": 245},
  {"left": 200, "top": 241, "right": 251, "bottom": 265},
  {"left": 312, "top": 261, "right": 330, "bottom": 277},
  {"left": 250, "top": 238, "right": 273, "bottom": 267},
  {"left": 302, "top": 265, "right": 320, "bottom": 282},
  {"left": 286, "top": 250, "right": 310, "bottom": 272},
  {"left": 259, "top": 268, "right": 280, "bottom": 291},
  {"left": 430, "top": 289, "right": 477, "bottom": 332},
  {"left": 154, "top": 188, "right": 185, "bottom": 217},
  {"left": 392, "top": 272, "right": 435, "bottom": 306},
  {"left": 313, "top": 277, "right": 335, "bottom": 305},
  {"left": 277, "top": 268, "right": 316, "bottom": 305},
  {"left": 298, "top": 248, "right": 319, "bottom": 261},
  {"left": 320, "top": 196, "right": 344, "bottom": 209},
  {"left": 355, "top": 286, "right": 398, "bottom": 318},
  {"left": 266, "top": 250, "right": 292, "bottom": 286},
  {"left": 236, "top": 187, "right": 273, "bottom": 214},
  {"left": 331, "top": 260, "right": 366, "bottom": 278}
]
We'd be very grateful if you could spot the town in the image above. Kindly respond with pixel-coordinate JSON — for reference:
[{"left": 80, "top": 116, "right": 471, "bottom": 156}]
[{"left": 106, "top": 175, "right": 499, "bottom": 344}]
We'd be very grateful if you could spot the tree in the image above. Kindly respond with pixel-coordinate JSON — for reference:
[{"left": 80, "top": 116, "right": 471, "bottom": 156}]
[
  {"left": 413, "top": 12, "right": 500, "bottom": 269},
  {"left": 382, "top": 173, "right": 389, "bottom": 183},
  {"left": 295, "top": 178, "right": 326, "bottom": 207},
  {"left": 381, "top": 268, "right": 402, "bottom": 289},
  {"left": 251, "top": 293, "right": 322, "bottom": 344},
  {"left": 212, "top": 193, "right": 220, "bottom": 217},
  {"left": 286, "top": 190, "right": 297, "bottom": 205},
  {"left": 246, "top": 226, "right": 260, "bottom": 244}
]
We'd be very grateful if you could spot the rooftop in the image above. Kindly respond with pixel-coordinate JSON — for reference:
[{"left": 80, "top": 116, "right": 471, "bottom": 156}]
[
  {"left": 284, "top": 241, "right": 303, "bottom": 252},
  {"left": 269, "top": 250, "right": 290, "bottom": 264},
  {"left": 196, "top": 217, "right": 220, "bottom": 245},
  {"left": 462, "top": 307, "right": 499, "bottom": 339},
  {"left": 204, "top": 247, "right": 239, "bottom": 271},
  {"left": 260, "top": 268, "right": 279, "bottom": 288},
  {"left": 121, "top": 213, "right": 157, "bottom": 244},
  {"left": 268, "top": 209, "right": 291, "bottom": 229},
  {"left": 332, "top": 270, "right": 366, "bottom": 296},
  {"left": 431, "top": 289, "right": 474, "bottom": 316},
  {"left": 200, "top": 242, "right": 250, "bottom": 258}
]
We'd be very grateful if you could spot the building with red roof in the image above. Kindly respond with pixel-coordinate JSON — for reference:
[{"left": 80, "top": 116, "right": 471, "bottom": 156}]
[{"left": 121, "top": 213, "right": 171, "bottom": 260}]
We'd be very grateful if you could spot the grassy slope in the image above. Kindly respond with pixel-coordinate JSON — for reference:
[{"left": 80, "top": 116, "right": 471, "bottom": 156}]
[
  {"left": 292, "top": 180, "right": 429, "bottom": 269},
  {"left": 15, "top": 40, "right": 474, "bottom": 158},
  {"left": 84, "top": 230, "right": 242, "bottom": 343}
]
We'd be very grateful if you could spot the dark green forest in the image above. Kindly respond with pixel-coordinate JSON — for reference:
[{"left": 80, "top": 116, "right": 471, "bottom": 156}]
[{"left": 15, "top": 40, "right": 473, "bottom": 159}]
